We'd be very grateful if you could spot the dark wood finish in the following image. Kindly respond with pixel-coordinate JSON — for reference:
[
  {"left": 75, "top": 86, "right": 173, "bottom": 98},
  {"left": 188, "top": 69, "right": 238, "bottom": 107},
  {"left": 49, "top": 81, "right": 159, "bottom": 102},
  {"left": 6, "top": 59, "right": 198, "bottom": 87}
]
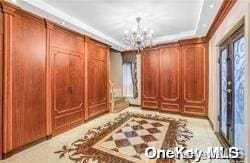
[
  {"left": 50, "top": 25, "right": 85, "bottom": 135},
  {"left": 182, "top": 43, "right": 208, "bottom": 116},
  {"left": 159, "top": 47, "right": 181, "bottom": 113},
  {"left": 85, "top": 37, "right": 109, "bottom": 119},
  {"left": 141, "top": 49, "right": 160, "bottom": 109}
]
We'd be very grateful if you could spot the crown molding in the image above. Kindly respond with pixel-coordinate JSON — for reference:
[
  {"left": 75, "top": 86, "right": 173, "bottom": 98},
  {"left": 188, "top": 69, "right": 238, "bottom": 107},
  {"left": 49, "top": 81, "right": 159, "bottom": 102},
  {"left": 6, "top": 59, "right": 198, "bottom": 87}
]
[
  {"left": 206, "top": 0, "right": 237, "bottom": 39},
  {"left": 6, "top": 0, "right": 125, "bottom": 50}
]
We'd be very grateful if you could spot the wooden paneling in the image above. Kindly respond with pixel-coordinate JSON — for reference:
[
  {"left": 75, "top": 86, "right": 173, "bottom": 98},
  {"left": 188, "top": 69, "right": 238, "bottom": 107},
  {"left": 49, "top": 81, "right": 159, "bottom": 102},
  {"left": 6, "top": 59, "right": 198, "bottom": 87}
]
[
  {"left": 140, "top": 42, "right": 208, "bottom": 116},
  {"left": 141, "top": 49, "right": 159, "bottom": 109},
  {"left": 50, "top": 26, "right": 85, "bottom": 135},
  {"left": 0, "top": 8, "right": 4, "bottom": 159},
  {"left": 0, "top": 0, "right": 110, "bottom": 157},
  {"left": 182, "top": 43, "right": 208, "bottom": 116},
  {"left": 207, "top": 0, "right": 237, "bottom": 39},
  {"left": 85, "top": 38, "right": 108, "bottom": 119},
  {"left": 159, "top": 47, "right": 181, "bottom": 113},
  {"left": 2, "top": 9, "right": 47, "bottom": 152}
]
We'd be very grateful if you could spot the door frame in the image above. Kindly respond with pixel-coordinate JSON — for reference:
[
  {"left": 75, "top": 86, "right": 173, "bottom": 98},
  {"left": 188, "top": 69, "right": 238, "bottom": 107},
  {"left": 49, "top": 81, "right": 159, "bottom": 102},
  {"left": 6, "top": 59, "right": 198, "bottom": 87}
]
[{"left": 219, "top": 24, "right": 244, "bottom": 146}]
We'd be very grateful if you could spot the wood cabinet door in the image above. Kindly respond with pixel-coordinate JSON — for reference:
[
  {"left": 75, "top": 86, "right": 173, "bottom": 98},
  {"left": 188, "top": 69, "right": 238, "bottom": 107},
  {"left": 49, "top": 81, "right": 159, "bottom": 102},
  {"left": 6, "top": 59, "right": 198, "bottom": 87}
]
[
  {"left": 10, "top": 13, "right": 47, "bottom": 151},
  {"left": 159, "top": 47, "right": 181, "bottom": 113},
  {"left": 141, "top": 49, "right": 159, "bottom": 109},
  {"left": 51, "top": 27, "right": 84, "bottom": 135},
  {"left": 87, "top": 42, "right": 107, "bottom": 118},
  {"left": 182, "top": 43, "right": 208, "bottom": 116},
  {"left": 52, "top": 48, "right": 84, "bottom": 134}
]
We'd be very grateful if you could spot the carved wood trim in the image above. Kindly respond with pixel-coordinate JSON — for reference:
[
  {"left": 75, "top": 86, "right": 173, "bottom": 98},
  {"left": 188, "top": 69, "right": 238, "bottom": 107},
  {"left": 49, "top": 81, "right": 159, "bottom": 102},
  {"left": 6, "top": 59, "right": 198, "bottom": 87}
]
[
  {"left": 89, "top": 102, "right": 106, "bottom": 109},
  {"left": 106, "top": 48, "right": 110, "bottom": 112},
  {"left": 52, "top": 48, "right": 84, "bottom": 114},
  {"left": 160, "top": 103, "right": 179, "bottom": 111},
  {"left": 183, "top": 105, "right": 206, "bottom": 115},
  {"left": 142, "top": 101, "right": 158, "bottom": 108},
  {"left": 45, "top": 19, "right": 52, "bottom": 136},
  {"left": 206, "top": 0, "right": 237, "bottom": 39},
  {"left": 2, "top": 5, "right": 15, "bottom": 153},
  {"left": 84, "top": 41, "right": 89, "bottom": 120}
]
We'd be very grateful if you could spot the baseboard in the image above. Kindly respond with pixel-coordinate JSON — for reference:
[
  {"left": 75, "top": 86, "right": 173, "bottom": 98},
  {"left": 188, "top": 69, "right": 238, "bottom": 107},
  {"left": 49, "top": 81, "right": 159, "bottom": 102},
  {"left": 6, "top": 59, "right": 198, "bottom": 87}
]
[
  {"left": 3, "top": 137, "right": 47, "bottom": 159},
  {"left": 129, "top": 104, "right": 141, "bottom": 107},
  {"left": 215, "top": 132, "right": 230, "bottom": 148},
  {"left": 208, "top": 117, "right": 214, "bottom": 130}
]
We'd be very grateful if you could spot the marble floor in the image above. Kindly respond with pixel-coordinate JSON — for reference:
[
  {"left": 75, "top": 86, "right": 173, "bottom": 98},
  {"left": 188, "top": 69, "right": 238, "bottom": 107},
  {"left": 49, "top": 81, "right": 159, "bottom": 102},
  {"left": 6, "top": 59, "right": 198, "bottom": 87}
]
[{"left": 0, "top": 107, "right": 229, "bottom": 163}]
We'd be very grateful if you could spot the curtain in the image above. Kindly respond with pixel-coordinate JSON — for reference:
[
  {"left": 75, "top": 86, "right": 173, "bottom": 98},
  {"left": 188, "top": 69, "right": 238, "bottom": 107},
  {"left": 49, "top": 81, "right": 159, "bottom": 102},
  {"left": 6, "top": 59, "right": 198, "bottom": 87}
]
[
  {"left": 122, "top": 54, "right": 138, "bottom": 98},
  {"left": 123, "top": 63, "right": 133, "bottom": 97}
]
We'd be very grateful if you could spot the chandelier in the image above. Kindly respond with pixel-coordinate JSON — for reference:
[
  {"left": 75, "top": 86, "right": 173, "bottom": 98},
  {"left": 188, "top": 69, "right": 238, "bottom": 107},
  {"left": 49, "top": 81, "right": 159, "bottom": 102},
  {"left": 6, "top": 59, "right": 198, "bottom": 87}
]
[{"left": 123, "top": 17, "right": 154, "bottom": 51}]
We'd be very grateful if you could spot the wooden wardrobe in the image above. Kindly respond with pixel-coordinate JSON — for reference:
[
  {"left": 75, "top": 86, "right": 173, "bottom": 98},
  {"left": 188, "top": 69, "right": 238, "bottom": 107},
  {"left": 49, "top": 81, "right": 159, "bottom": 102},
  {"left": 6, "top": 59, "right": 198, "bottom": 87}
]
[
  {"left": 49, "top": 25, "right": 85, "bottom": 135},
  {"left": 85, "top": 38, "right": 109, "bottom": 120},
  {"left": 0, "top": 1, "right": 110, "bottom": 157},
  {"left": 141, "top": 41, "right": 208, "bottom": 116}
]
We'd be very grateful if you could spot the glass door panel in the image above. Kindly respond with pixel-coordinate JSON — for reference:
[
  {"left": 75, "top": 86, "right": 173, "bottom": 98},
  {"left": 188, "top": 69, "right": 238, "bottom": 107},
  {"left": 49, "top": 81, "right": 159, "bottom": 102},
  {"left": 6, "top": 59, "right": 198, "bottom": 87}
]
[
  {"left": 220, "top": 48, "right": 228, "bottom": 138},
  {"left": 219, "top": 25, "right": 245, "bottom": 149},
  {"left": 233, "top": 36, "right": 245, "bottom": 149}
]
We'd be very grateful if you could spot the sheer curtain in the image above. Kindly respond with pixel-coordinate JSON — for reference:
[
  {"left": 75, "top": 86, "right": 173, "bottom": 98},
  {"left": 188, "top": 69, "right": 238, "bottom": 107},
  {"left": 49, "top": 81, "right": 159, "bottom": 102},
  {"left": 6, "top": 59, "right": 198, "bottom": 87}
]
[
  {"left": 122, "top": 54, "right": 138, "bottom": 98},
  {"left": 123, "top": 63, "right": 134, "bottom": 97}
]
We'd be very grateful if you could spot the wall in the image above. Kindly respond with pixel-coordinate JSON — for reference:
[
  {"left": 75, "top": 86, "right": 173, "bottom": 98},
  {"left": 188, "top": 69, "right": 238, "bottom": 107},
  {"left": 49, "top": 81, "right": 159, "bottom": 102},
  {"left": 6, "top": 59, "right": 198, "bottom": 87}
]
[
  {"left": 110, "top": 52, "right": 123, "bottom": 97},
  {"left": 110, "top": 52, "right": 141, "bottom": 105},
  {"left": 208, "top": 0, "right": 250, "bottom": 160}
]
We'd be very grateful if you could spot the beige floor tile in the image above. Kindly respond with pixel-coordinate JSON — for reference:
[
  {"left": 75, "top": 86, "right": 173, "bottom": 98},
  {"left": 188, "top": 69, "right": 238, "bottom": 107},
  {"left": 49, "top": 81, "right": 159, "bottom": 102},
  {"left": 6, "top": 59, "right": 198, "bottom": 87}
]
[{"left": 0, "top": 107, "right": 225, "bottom": 163}]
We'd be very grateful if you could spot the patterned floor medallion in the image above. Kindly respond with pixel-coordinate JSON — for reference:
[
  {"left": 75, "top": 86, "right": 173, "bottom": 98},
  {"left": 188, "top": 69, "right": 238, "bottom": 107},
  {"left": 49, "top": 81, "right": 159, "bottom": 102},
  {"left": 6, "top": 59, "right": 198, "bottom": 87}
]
[{"left": 55, "top": 112, "right": 193, "bottom": 163}]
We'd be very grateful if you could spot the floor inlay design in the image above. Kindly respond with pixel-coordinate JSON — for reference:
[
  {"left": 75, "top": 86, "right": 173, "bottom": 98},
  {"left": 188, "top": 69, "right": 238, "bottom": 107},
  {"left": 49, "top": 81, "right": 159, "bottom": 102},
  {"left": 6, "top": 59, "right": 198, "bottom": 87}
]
[{"left": 55, "top": 112, "right": 193, "bottom": 163}]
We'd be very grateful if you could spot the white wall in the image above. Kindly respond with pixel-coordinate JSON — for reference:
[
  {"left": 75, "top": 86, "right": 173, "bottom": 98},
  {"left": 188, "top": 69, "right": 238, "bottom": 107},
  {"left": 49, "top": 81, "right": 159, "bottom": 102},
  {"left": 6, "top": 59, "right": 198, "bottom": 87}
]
[
  {"left": 208, "top": 1, "right": 250, "bottom": 161},
  {"left": 109, "top": 52, "right": 141, "bottom": 105},
  {"left": 110, "top": 52, "right": 123, "bottom": 97}
]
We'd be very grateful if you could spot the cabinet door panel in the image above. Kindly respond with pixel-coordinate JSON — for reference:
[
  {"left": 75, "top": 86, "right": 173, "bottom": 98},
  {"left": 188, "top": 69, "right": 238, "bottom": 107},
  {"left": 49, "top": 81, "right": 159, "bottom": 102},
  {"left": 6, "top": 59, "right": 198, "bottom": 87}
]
[
  {"left": 160, "top": 47, "right": 181, "bottom": 112},
  {"left": 69, "top": 54, "right": 84, "bottom": 126},
  {"left": 54, "top": 51, "right": 70, "bottom": 112},
  {"left": 141, "top": 50, "right": 159, "bottom": 109},
  {"left": 52, "top": 49, "right": 84, "bottom": 134},
  {"left": 51, "top": 27, "right": 84, "bottom": 135},
  {"left": 183, "top": 46, "right": 205, "bottom": 103},
  {"left": 87, "top": 42, "right": 107, "bottom": 118},
  {"left": 11, "top": 14, "right": 47, "bottom": 150},
  {"left": 182, "top": 44, "right": 207, "bottom": 116}
]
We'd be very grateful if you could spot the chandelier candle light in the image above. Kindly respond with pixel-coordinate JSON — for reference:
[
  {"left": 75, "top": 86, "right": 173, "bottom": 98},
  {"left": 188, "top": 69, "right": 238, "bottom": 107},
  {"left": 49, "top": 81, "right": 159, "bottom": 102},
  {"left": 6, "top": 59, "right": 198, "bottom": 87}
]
[{"left": 123, "top": 17, "right": 154, "bottom": 51}]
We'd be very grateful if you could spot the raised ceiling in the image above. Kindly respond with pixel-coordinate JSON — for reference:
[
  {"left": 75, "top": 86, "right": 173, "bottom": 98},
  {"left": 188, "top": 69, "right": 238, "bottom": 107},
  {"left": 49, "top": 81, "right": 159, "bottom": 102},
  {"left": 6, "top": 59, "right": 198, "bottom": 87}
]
[{"left": 9, "top": 0, "right": 222, "bottom": 51}]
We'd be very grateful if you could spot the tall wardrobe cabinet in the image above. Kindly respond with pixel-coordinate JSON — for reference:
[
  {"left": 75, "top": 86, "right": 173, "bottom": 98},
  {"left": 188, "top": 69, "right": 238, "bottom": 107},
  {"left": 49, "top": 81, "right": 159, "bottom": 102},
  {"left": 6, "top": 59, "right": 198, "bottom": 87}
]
[
  {"left": 1, "top": 5, "right": 47, "bottom": 153},
  {"left": 0, "top": 2, "right": 110, "bottom": 157},
  {"left": 141, "top": 41, "right": 208, "bottom": 116}
]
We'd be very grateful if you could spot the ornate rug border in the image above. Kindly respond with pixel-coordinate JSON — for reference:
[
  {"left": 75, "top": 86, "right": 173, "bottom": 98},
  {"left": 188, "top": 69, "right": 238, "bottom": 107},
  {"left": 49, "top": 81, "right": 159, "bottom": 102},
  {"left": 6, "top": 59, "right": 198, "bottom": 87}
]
[{"left": 55, "top": 112, "right": 193, "bottom": 163}]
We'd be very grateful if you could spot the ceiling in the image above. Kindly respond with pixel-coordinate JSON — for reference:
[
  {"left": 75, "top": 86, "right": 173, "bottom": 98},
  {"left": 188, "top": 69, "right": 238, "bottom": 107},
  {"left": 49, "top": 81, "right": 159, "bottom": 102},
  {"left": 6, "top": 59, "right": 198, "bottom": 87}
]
[{"left": 10, "top": 0, "right": 222, "bottom": 51}]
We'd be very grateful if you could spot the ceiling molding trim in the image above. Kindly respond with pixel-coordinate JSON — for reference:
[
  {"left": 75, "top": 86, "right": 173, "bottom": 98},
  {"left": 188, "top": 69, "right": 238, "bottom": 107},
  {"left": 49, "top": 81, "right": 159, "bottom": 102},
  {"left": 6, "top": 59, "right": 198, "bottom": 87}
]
[
  {"left": 154, "top": 30, "right": 196, "bottom": 45},
  {"left": 19, "top": 0, "right": 126, "bottom": 50},
  {"left": 206, "top": 0, "right": 237, "bottom": 39},
  {"left": 194, "top": 0, "right": 205, "bottom": 35}
]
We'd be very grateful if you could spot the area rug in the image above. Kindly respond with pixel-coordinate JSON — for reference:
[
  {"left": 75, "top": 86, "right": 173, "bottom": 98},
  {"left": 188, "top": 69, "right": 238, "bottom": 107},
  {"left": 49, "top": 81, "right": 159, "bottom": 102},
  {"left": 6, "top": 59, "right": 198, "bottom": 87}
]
[{"left": 55, "top": 112, "right": 193, "bottom": 163}]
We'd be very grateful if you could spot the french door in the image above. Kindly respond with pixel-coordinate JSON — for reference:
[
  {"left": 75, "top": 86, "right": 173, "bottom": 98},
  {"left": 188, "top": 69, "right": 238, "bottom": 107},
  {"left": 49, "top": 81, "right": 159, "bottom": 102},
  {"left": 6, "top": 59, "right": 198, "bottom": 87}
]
[{"left": 219, "top": 25, "right": 245, "bottom": 149}]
